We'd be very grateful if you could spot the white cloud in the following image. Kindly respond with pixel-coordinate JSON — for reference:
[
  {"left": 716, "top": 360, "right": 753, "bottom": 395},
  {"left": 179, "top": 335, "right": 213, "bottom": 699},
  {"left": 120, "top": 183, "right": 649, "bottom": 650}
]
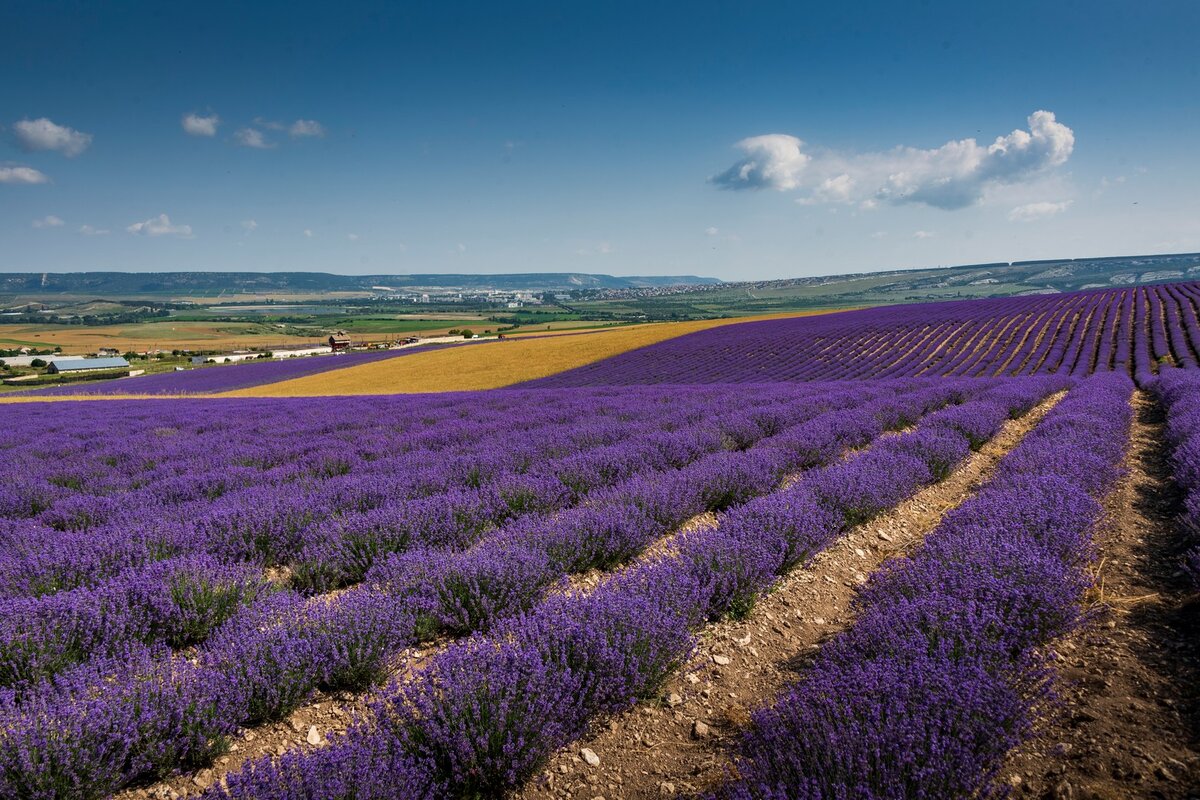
[
  {"left": 32, "top": 215, "right": 64, "bottom": 228},
  {"left": 241, "top": 219, "right": 258, "bottom": 233},
  {"left": 289, "top": 119, "right": 325, "bottom": 138},
  {"left": 79, "top": 224, "right": 109, "bottom": 236},
  {"left": 13, "top": 118, "right": 92, "bottom": 157},
  {"left": 713, "top": 111, "right": 1074, "bottom": 210},
  {"left": 0, "top": 165, "right": 49, "bottom": 184},
  {"left": 456, "top": 243, "right": 467, "bottom": 253},
  {"left": 913, "top": 230, "right": 935, "bottom": 239},
  {"left": 182, "top": 112, "right": 220, "bottom": 137},
  {"left": 713, "top": 134, "right": 810, "bottom": 191},
  {"left": 233, "top": 128, "right": 273, "bottom": 149},
  {"left": 347, "top": 233, "right": 359, "bottom": 241},
  {"left": 126, "top": 213, "right": 193, "bottom": 238},
  {"left": 252, "top": 118, "right": 325, "bottom": 138},
  {"left": 303, "top": 229, "right": 314, "bottom": 238},
  {"left": 1008, "top": 200, "right": 1072, "bottom": 222},
  {"left": 870, "top": 230, "right": 888, "bottom": 239},
  {"left": 705, "top": 226, "right": 720, "bottom": 236}
]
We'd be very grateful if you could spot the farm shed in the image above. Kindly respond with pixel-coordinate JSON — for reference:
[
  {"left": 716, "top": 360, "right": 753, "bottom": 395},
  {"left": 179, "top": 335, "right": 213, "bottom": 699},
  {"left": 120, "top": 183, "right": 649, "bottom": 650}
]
[
  {"left": 274, "top": 345, "right": 332, "bottom": 358},
  {"left": 46, "top": 356, "right": 130, "bottom": 374},
  {"left": 329, "top": 332, "right": 352, "bottom": 351},
  {"left": 0, "top": 355, "right": 52, "bottom": 368}
]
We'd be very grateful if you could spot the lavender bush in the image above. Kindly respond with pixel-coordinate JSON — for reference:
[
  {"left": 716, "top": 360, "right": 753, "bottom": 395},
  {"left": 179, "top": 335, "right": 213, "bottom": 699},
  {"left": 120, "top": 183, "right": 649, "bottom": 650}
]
[{"left": 716, "top": 373, "right": 1133, "bottom": 799}]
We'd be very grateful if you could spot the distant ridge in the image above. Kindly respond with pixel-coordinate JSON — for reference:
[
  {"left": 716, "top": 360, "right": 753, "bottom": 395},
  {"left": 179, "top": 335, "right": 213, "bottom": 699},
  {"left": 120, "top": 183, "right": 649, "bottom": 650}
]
[{"left": 0, "top": 272, "right": 723, "bottom": 297}]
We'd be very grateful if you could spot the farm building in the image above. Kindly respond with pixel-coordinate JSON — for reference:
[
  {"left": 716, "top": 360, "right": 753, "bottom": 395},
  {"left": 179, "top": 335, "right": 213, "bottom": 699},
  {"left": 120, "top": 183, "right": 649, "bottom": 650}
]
[
  {"left": 205, "top": 352, "right": 260, "bottom": 364},
  {"left": 328, "top": 332, "right": 352, "bottom": 351},
  {"left": 46, "top": 356, "right": 130, "bottom": 374},
  {"left": 0, "top": 355, "right": 53, "bottom": 368},
  {"left": 274, "top": 345, "right": 332, "bottom": 359},
  {"left": 96, "top": 347, "right": 121, "bottom": 357}
]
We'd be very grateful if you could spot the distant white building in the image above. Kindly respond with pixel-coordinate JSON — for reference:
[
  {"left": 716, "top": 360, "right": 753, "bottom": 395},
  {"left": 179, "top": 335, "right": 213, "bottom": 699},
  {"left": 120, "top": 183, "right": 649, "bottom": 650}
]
[
  {"left": 206, "top": 352, "right": 260, "bottom": 364},
  {"left": 46, "top": 356, "right": 130, "bottom": 374},
  {"left": 273, "top": 345, "right": 332, "bottom": 359},
  {"left": 0, "top": 355, "right": 52, "bottom": 368}
]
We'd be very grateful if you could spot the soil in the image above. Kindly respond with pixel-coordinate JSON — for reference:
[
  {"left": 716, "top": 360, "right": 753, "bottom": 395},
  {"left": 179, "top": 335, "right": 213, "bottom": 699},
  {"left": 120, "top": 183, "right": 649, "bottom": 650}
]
[
  {"left": 114, "top": 638, "right": 454, "bottom": 800},
  {"left": 122, "top": 510, "right": 723, "bottom": 800},
  {"left": 516, "top": 392, "right": 1066, "bottom": 800},
  {"left": 999, "top": 391, "right": 1200, "bottom": 799}
]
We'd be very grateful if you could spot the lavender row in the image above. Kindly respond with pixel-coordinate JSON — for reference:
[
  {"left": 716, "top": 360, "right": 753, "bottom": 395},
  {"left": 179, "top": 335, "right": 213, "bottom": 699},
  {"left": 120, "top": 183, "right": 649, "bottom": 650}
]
[
  {"left": 1, "top": 387, "right": 858, "bottom": 690},
  {"left": 0, "top": 379, "right": 993, "bottom": 798},
  {"left": 1150, "top": 368, "right": 1200, "bottom": 586},
  {"left": 716, "top": 372, "right": 1133, "bottom": 799},
  {"left": 521, "top": 282, "right": 1200, "bottom": 387},
  {"left": 187, "top": 377, "right": 1065, "bottom": 800},
  {"left": 0, "top": 387, "right": 821, "bottom": 597},
  {"left": 0, "top": 384, "right": 869, "bottom": 691},
  {"left": 203, "top": 380, "right": 961, "bottom": 709}
]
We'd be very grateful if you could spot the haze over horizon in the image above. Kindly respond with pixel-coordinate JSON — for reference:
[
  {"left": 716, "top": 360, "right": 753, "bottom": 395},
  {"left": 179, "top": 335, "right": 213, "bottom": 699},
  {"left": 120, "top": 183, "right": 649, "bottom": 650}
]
[{"left": 2, "top": 1, "right": 1198, "bottom": 280}]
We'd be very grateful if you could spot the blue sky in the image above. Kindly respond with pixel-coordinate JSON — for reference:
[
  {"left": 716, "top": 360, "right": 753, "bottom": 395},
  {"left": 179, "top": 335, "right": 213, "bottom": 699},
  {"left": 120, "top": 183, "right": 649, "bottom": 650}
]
[{"left": 2, "top": 1, "right": 1198, "bottom": 280}]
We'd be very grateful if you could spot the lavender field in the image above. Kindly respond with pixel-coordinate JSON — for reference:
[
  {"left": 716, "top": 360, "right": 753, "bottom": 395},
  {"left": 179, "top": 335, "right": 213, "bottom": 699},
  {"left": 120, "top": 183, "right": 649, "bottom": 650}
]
[
  {"left": 526, "top": 282, "right": 1200, "bottom": 387},
  {"left": 1, "top": 287, "right": 1197, "bottom": 800}
]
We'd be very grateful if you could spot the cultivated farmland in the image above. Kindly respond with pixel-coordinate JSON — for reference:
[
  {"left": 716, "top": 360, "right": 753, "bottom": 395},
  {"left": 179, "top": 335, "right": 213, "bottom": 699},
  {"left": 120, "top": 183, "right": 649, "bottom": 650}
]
[{"left": 0, "top": 283, "right": 1196, "bottom": 800}]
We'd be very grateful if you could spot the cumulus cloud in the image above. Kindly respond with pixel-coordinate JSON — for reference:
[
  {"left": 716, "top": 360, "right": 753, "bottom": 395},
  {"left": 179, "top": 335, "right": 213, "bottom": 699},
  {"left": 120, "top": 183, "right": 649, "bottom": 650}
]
[
  {"left": 79, "top": 224, "right": 109, "bottom": 236},
  {"left": 705, "top": 226, "right": 720, "bottom": 236},
  {"left": 13, "top": 118, "right": 92, "bottom": 157},
  {"left": 182, "top": 112, "right": 220, "bottom": 137},
  {"left": 32, "top": 215, "right": 64, "bottom": 228},
  {"left": 303, "top": 229, "right": 314, "bottom": 238},
  {"left": 289, "top": 119, "right": 325, "bottom": 138},
  {"left": 1008, "top": 200, "right": 1072, "bottom": 222},
  {"left": 712, "top": 111, "right": 1074, "bottom": 210},
  {"left": 713, "top": 134, "right": 810, "bottom": 191},
  {"left": 241, "top": 219, "right": 258, "bottom": 233},
  {"left": 0, "top": 165, "right": 49, "bottom": 184},
  {"left": 126, "top": 214, "right": 193, "bottom": 238},
  {"left": 233, "top": 128, "right": 273, "bottom": 149},
  {"left": 912, "top": 230, "right": 936, "bottom": 239}
]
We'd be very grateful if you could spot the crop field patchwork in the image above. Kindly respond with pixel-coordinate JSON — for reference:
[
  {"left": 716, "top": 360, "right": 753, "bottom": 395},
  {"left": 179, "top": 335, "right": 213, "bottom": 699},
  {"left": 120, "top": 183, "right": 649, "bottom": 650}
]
[
  {"left": 218, "top": 312, "right": 832, "bottom": 397},
  {"left": 0, "top": 284, "right": 1197, "bottom": 800}
]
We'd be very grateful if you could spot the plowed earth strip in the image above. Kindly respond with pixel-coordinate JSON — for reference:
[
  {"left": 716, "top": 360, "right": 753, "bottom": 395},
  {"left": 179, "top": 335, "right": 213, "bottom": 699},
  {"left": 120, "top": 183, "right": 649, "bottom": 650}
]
[
  {"left": 998, "top": 391, "right": 1200, "bottom": 798},
  {"left": 516, "top": 391, "right": 1066, "bottom": 800}
]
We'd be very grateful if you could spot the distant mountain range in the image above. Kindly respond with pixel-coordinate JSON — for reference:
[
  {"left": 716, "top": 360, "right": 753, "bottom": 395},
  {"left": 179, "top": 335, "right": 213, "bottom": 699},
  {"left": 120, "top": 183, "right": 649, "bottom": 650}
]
[{"left": 0, "top": 272, "right": 723, "bottom": 297}]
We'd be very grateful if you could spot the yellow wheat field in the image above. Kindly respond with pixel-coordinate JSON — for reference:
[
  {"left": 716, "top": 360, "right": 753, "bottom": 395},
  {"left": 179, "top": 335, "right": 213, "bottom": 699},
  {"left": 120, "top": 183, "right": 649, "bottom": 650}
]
[{"left": 220, "top": 311, "right": 836, "bottom": 397}]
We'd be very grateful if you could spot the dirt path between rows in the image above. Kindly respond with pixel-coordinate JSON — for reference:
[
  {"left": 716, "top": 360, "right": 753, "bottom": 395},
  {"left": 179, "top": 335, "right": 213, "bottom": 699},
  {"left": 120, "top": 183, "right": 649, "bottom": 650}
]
[
  {"left": 999, "top": 391, "right": 1200, "bottom": 799},
  {"left": 136, "top": 430, "right": 901, "bottom": 800},
  {"left": 119, "top": 510, "right": 729, "bottom": 800},
  {"left": 517, "top": 392, "right": 1065, "bottom": 800}
]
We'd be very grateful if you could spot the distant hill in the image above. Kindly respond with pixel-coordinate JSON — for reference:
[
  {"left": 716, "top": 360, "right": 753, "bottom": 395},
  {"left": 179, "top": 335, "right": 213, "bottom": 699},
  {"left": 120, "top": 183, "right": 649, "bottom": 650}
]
[
  {"left": 0, "top": 272, "right": 722, "bottom": 297},
  {"left": 571, "top": 252, "right": 1200, "bottom": 318}
]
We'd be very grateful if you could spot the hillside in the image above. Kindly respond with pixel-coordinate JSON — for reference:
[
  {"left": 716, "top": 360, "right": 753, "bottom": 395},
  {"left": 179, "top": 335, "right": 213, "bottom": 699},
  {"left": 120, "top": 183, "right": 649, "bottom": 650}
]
[{"left": 572, "top": 251, "right": 1200, "bottom": 318}]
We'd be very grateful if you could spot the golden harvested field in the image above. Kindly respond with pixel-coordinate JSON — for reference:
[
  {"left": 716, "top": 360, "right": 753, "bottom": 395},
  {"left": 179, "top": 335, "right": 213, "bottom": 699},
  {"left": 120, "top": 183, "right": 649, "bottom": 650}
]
[
  {"left": 221, "top": 311, "right": 836, "bottom": 397},
  {"left": 0, "top": 321, "right": 327, "bottom": 353}
]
